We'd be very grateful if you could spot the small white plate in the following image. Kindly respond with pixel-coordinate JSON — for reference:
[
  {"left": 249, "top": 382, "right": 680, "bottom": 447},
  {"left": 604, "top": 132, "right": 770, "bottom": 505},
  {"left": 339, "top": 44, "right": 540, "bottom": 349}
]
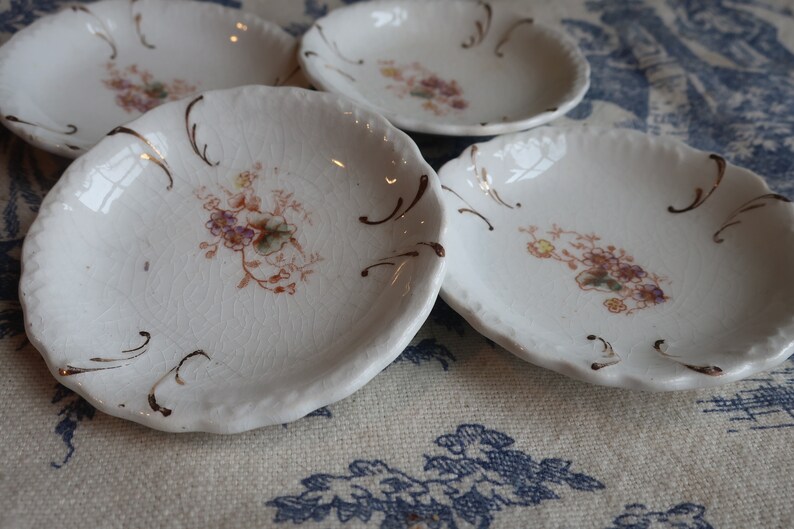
[
  {"left": 299, "top": 0, "right": 589, "bottom": 136},
  {"left": 0, "top": 0, "right": 300, "bottom": 158},
  {"left": 439, "top": 127, "right": 794, "bottom": 391},
  {"left": 20, "top": 86, "right": 446, "bottom": 433}
]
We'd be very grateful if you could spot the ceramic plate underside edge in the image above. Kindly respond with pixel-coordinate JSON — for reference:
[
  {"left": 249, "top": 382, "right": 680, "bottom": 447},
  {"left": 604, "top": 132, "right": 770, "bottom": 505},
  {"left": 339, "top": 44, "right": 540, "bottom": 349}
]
[
  {"left": 20, "top": 85, "right": 447, "bottom": 432},
  {"left": 439, "top": 126, "right": 794, "bottom": 391},
  {"left": 299, "top": 0, "right": 590, "bottom": 136},
  {"left": 0, "top": 0, "right": 301, "bottom": 158}
]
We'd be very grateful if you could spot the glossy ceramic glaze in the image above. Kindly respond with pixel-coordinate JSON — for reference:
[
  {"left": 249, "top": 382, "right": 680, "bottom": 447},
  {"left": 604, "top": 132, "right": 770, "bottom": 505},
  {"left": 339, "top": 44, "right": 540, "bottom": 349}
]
[
  {"left": 299, "top": 0, "right": 589, "bottom": 136},
  {"left": 20, "top": 86, "right": 447, "bottom": 433},
  {"left": 439, "top": 126, "right": 794, "bottom": 390},
  {"left": 0, "top": 0, "right": 300, "bottom": 157}
]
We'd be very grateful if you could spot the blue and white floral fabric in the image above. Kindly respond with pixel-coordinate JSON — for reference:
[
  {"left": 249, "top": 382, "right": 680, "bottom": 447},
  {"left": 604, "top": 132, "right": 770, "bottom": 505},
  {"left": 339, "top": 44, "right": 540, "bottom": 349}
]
[{"left": 0, "top": 1, "right": 792, "bottom": 527}]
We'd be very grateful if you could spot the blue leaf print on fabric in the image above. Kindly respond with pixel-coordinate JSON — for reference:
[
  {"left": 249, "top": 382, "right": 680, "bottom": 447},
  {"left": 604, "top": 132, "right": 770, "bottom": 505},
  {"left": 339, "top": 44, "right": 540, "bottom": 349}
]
[
  {"left": 0, "top": 131, "right": 65, "bottom": 340},
  {"left": 50, "top": 384, "right": 95, "bottom": 469},
  {"left": 429, "top": 298, "right": 468, "bottom": 337},
  {"left": 284, "top": 0, "right": 366, "bottom": 36},
  {"left": 698, "top": 355, "right": 794, "bottom": 432},
  {"left": 1, "top": 132, "right": 64, "bottom": 241},
  {"left": 198, "top": 0, "right": 241, "bottom": 8},
  {"left": 605, "top": 503, "right": 713, "bottom": 529},
  {"left": 0, "top": 238, "right": 24, "bottom": 341},
  {"left": 267, "top": 424, "right": 604, "bottom": 528},
  {"left": 0, "top": 0, "right": 65, "bottom": 33},
  {"left": 392, "top": 338, "right": 456, "bottom": 371},
  {"left": 408, "top": 133, "right": 486, "bottom": 173},
  {"left": 282, "top": 406, "right": 333, "bottom": 428},
  {"left": 564, "top": 0, "right": 794, "bottom": 194},
  {"left": 306, "top": 406, "right": 332, "bottom": 418}
]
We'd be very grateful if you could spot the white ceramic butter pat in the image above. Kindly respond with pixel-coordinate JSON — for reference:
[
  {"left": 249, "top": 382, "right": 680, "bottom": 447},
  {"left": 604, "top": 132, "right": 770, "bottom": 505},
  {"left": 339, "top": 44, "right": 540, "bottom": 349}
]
[
  {"left": 0, "top": 0, "right": 300, "bottom": 157},
  {"left": 300, "top": 0, "right": 590, "bottom": 136},
  {"left": 439, "top": 126, "right": 794, "bottom": 390},
  {"left": 20, "top": 86, "right": 447, "bottom": 432}
]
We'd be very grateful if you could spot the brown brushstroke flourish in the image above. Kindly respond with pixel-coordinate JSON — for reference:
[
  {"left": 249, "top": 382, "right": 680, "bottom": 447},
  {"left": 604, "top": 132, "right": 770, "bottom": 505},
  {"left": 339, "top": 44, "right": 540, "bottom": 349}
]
[
  {"left": 274, "top": 64, "right": 302, "bottom": 86},
  {"left": 361, "top": 242, "right": 445, "bottom": 277},
  {"left": 131, "top": 0, "right": 156, "bottom": 49},
  {"left": 185, "top": 95, "right": 219, "bottom": 167},
  {"left": 668, "top": 154, "right": 726, "bottom": 213},
  {"left": 441, "top": 185, "right": 494, "bottom": 231},
  {"left": 653, "top": 339, "right": 723, "bottom": 376},
  {"left": 587, "top": 334, "right": 620, "bottom": 370},
  {"left": 471, "top": 145, "right": 520, "bottom": 208},
  {"left": 359, "top": 174, "right": 428, "bottom": 225},
  {"left": 303, "top": 51, "right": 357, "bottom": 82},
  {"left": 462, "top": 2, "right": 492, "bottom": 49},
  {"left": 315, "top": 24, "right": 363, "bottom": 65},
  {"left": 713, "top": 193, "right": 791, "bottom": 243},
  {"left": 59, "top": 331, "right": 151, "bottom": 376},
  {"left": 69, "top": 5, "right": 117, "bottom": 59},
  {"left": 495, "top": 18, "right": 534, "bottom": 58},
  {"left": 108, "top": 126, "right": 174, "bottom": 190},
  {"left": 6, "top": 115, "right": 77, "bottom": 135},
  {"left": 148, "top": 350, "right": 211, "bottom": 417}
]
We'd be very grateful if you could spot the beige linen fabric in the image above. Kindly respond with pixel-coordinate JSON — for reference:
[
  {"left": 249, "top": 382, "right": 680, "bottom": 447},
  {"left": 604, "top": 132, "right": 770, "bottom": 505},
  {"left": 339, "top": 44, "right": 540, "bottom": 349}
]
[{"left": 1, "top": 1, "right": 793, "bottom": 528}]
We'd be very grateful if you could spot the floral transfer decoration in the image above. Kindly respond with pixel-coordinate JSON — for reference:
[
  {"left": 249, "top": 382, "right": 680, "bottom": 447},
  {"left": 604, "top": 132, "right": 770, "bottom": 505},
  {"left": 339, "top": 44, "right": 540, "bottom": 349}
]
[
  {"left": 196, "top": 163, "right": 322, "bottom": 295},
  {"left": 379, "top": 60, "right": 469, "bottom": 116},
  {"left": 102, "top": 62, "right": 196, "bottom": 114},
  {"left": 520, "top": 225, "right": 669, "bottom": 315}
]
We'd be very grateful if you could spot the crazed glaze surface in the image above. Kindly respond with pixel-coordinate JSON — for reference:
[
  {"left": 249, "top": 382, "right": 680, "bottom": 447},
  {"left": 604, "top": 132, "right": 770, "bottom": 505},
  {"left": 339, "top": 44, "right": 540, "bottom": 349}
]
[
  {"left": 299, "top": 0, "right": 590, "bottom": 136},
  {"left": 439, "top": 126, "right": 794, "bottom": 390},
  {"left": 19, "top": 85, "right": 447, "bottom": 433},
  {"left": 0, "top": 0, "right": 300, "bottom": 157}
]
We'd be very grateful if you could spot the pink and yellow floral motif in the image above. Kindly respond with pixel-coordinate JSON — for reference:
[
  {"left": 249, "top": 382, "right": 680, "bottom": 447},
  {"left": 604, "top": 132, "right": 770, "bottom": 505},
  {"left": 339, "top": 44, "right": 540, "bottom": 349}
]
[
  {"left": 378, "top": 60, "right": 469, "bottom": 116},
  {"left": 519, "top": 224, "right": 669, "bottom": 315},
  {"left": 103, "top": 61, "right": 196, "bottom": 114},
  {"left": 196, "top": 163, "right": 322, "bottom": 295}
]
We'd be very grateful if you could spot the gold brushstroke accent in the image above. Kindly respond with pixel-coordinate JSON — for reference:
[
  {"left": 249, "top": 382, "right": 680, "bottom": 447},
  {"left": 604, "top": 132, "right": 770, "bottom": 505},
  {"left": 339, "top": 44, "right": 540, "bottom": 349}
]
[
  {"left": 315, "top": 23, "right": 363, "bottom": 65},
  {"left": 59, "top": 364, "right": 125, "bottom": 376},
  {"left": 471, "top": 145, "right": 520, "bottom": 208},
  {"left": 713, "top": 193, "right": 791, "bottom": 243},
  {"left": 587, "top": 334, "right": 620, "bottom": 370},
  {"left": 148, "top": 350, "right": 210, "bottom": 417},
  {"left": 441, "top": 185, "right": 494, "bottom": 231},
  {"left": 185, "top": 95, "right": 219, "bottom": 167},
  {"left": 89, "top": 331, "right": 151, "bottom": 362},
  {"left": 5, "top": 115, "right": 77, "bottom": 135},
  {"left": 359, "top": 174, "right": 428, "bottom": 225},
  {"left": 361, "top": 261, "right": 396, "bottom": 277},
  {"left": 653, "top": 339, "right": 723, "bottom": 376},
  {"left": 108, "top": 126, "right": 174, "bottom": 189},
  {"left": 59, "top": 331, "right": 150, "bottom": 376},
  {"left": 462, "top": 1, "right": 492, "bottom": 49},
  {"left": 668, "top": 154, "right": 726, "bottom": 213},
  {"left": 69, "top": 5, "right": 117, "bottom": 59},
  {"left": 131, "top": 0, "right": 156, "bottom": 49},
  {"left": 495, "top": 18, "right": 534, "bottom": 58},
  {"left": 361, "top": 242, "right": 444, "bottom": 277},
  {"left": 418, "top": 242, "right": 446, "bottom": 257}
]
